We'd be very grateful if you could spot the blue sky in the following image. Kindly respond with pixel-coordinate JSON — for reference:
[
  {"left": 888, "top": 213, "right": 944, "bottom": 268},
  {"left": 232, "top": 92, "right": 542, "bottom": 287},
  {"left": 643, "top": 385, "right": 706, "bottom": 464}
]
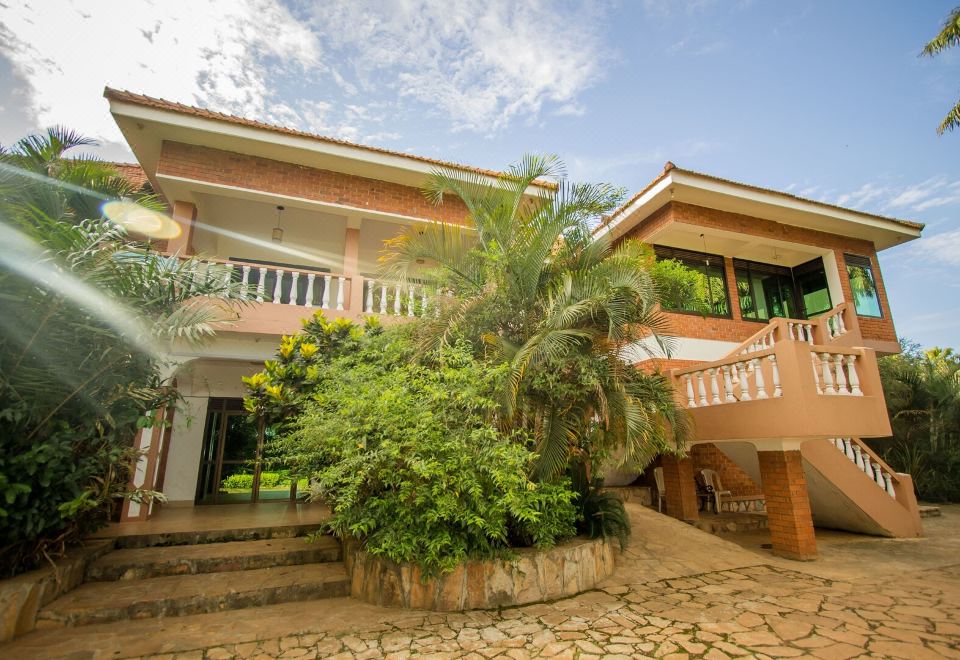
[{"left": 1, "top": 1, "right": 958, "bottom": 348}]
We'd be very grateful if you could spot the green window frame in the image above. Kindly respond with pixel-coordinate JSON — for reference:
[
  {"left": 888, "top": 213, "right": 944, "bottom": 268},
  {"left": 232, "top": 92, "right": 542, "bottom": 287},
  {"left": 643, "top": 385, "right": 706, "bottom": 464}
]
[
  {"left": 844, "top": 253, "right": 883, "bottom": 318},
  {"left": 653, "top": 245, "right": 731, "bottom": 318}
]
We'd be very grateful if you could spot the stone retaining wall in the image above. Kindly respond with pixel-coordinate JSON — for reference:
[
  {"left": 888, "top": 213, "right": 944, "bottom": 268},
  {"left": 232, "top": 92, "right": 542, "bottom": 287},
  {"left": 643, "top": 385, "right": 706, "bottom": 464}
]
[
  {"left": 348, "top": 537, "right": 615, "bottom": 611},
  {"left": 0, "top": 539, "right": 114, "bottom": 641}
]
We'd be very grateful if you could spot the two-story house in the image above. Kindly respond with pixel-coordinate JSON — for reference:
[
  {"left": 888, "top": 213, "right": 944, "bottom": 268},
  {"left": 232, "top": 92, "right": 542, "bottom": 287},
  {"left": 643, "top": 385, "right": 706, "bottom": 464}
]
[{"left": 104, "top": 88, "right": 924, "bottom": 561}]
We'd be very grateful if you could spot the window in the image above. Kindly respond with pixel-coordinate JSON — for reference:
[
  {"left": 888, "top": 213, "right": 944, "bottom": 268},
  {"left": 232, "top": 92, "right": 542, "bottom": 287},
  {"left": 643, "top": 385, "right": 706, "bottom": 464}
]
[
  {"left": 793, "top": 257, "right": 833, "bottom": 318},
  {"left": 845, "top": 254, "right": 882, "bottom": 317},
  {"left": 733, "top": 260, "right": 798, "bottom": 322},
  {"left": 652, "top": 246, "right": 731, "bottom": 317}
]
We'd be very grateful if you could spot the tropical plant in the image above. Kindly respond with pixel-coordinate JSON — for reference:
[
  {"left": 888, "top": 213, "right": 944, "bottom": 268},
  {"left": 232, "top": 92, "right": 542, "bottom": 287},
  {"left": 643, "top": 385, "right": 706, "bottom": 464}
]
[
  {"left": 266, "top": 326, "right": 577, "bottom": 576},
  {"left": 871, "top": 340, "right": 960, "bottom": 501},
  {"left": 380, "top": 155, "right": 691, "bottom": 486},
  {"left": 922, "top": 7, "right": 960, "bottom": 135},
  {"left": 0, "top": 129, "right": 244, "bottom": 576}
]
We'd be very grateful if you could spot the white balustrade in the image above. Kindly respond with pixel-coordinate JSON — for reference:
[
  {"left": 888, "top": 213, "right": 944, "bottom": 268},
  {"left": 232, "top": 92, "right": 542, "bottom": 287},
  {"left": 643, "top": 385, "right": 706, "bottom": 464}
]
[
  {"left": 361, "top": 278, "right": 433, "bottom": 318},
  {"left": 829, "top": 438, "right": 898, "bottom": 499},
  {"left": 676, "top": 352, "right": 783, "bottom": 408},
  {"left": 241, "top": 265, "right": 252, "bottom": 300},
  {"left": 813, "top": 350, "right": 864, "bottom": 397}
]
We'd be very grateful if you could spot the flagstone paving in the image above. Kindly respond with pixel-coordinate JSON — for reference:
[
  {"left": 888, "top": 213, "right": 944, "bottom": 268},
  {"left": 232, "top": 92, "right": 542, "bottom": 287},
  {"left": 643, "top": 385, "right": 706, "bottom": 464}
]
[{"left": 7, "top": 504, "right": 960, "bottom": 658}]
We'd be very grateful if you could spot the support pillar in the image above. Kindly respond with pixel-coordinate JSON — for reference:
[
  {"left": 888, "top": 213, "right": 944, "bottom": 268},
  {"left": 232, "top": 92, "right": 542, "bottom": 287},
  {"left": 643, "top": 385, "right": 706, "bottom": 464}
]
[
  {"left": 120, "top": 407, "right": 173, "bottom": 522},
  {"left": 343, "top": 222, "right": 364, "bottom": 315},
  {"left": 167, "top": 200, "right": 197, "bottom": 255},
  {"left": 661, "top": 454, "right": 700, "bottom": 521},
  {"left": 758, "top": 449, "right": 818, "bottom": 560}
]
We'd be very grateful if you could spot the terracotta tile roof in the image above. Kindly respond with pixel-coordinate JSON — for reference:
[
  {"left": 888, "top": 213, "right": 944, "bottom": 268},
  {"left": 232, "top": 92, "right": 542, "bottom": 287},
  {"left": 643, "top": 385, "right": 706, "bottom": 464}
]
[
  {"left": 104, "top": 87, "right": 556, "bottom": 190},
  {"left": 107, "top": 162, "right": 149, "bottom": 190},
  {"left": 599, "top": 162, "right": 925, "bottom": 233}
]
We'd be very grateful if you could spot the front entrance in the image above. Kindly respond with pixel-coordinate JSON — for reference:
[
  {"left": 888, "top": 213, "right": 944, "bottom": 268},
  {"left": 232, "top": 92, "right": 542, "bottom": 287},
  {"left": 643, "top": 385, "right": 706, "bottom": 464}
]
[{"left": 195, "top": 398, "right": 299, "bottom": 504}]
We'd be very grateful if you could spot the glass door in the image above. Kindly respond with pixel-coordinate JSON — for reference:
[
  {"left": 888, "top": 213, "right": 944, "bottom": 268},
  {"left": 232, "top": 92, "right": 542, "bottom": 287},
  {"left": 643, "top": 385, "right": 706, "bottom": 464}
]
[
  {"left": 195, "top": 398, "right": 291, "bottom": 504},
  {"left": 793, "top": 257, "right": 833, "bottom": 318}
]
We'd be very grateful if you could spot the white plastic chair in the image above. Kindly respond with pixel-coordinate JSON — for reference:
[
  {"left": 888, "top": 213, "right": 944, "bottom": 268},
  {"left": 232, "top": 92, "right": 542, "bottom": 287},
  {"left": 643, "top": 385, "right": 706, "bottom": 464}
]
[
  {"left": 653, "top": 466, "right": 665, "bottom": 512},
  {"left": 701, "top": 468, "right": 732, "bottom": 514}
]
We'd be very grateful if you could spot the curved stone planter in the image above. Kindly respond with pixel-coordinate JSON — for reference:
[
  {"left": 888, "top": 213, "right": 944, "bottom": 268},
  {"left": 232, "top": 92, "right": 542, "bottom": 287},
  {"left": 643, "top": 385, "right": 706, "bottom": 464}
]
[{"left": 348, "top": 536, "right": 615, "bottom": 611}]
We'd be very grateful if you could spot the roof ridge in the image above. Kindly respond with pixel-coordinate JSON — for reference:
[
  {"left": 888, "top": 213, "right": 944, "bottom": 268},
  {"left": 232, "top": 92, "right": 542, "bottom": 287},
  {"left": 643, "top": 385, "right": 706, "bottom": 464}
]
[{"left": 103, "top": 87, "right": 556, "bottom": 189}]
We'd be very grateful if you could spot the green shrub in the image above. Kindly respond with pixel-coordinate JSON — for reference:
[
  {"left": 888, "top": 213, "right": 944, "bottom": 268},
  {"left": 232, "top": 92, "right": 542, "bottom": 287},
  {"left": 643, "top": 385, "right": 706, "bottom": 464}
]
[
  {"left": 271, "top": 328, "right": 578, "bottom": 576},
  {"left": 220, "top": 471, "right": 293, "bottom": 490}
]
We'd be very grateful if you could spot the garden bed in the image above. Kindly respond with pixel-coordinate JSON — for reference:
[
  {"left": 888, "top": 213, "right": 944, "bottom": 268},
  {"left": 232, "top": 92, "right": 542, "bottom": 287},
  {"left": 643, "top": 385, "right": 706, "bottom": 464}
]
[{"left": 347, "top": 536, "right": 616, "bottom": 611}]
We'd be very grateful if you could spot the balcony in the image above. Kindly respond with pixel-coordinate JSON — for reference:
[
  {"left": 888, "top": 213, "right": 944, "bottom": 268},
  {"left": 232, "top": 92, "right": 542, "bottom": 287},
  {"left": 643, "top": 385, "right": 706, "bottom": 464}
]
[{"left": 188, "top": 256, "right": 429, "bottom": 336}]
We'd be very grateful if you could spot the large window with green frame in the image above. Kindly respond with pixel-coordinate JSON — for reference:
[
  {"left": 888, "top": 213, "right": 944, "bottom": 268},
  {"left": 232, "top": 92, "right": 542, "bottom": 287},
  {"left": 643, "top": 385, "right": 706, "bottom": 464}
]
[
  {"left": 734, "top": 260, "right": 798, "bottom": 321},
  {"left": 652, "top": 245, "right": 731, "bottom": 318},
  {"left": 845, "top": 253, "right": 883, "bottom": 318}
]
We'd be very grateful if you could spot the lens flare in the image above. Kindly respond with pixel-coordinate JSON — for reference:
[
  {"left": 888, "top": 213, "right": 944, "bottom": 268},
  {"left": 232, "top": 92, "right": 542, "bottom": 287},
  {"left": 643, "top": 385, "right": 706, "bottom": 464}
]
[{"left": 102, "top": 201, "right": 182, "bottom": 239}]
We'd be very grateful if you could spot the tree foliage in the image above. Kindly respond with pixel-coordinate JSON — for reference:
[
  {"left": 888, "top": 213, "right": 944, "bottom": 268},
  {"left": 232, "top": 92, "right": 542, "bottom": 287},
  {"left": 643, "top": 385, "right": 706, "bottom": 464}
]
[
  {"left": 0, "top": 129, "right": 243, "bottom": 576},
  {"left": 380, "top": 155, "right": 691, "bottom": 485},
  {"left": 922, "top": 7, "right": 960, "bottom": 135},
  {"left": 254, "top": 323, "right": 577, "bottom": 576},
  {"left": 872, "top": 340, "right": 960, "bottom": 501}
]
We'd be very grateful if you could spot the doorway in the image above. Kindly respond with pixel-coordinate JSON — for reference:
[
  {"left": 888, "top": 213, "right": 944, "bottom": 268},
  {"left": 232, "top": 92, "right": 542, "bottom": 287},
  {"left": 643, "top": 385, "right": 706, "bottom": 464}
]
[
  {"left": 195, "top": 398, "right": 299, "bottom": 504},
  {"left": 734, "top": 256, "right": 832, "bottom": 322}
]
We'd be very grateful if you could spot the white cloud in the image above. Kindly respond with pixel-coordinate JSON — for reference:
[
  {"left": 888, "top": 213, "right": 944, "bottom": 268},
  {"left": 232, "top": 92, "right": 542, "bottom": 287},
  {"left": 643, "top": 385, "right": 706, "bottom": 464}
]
[
  {"left": 907, "top": 228, "right": 960, "bottom": 267},
  {"left": 301, "top": 1, "right": 608, "bottom": 133},
  {"left": 0, "top": 0, "right": 324, "bottom": 150},
  {"left": 1, "top": 0, "right": 609, "bottom": 153}
]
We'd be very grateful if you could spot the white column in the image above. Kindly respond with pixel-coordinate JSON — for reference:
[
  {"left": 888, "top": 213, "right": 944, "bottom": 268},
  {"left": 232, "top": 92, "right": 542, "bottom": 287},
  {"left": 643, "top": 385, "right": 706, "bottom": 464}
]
[
  {"left": 708, "top": 369, "right": 721, "bottom": 405},
  {"left": 223, "top": 263, "right": 234, "bottom": 288},
  {"left": 685, "top": 374, "right": 696, "bottom": 408},
  {"left": 753, "top": 357, "right": 768, "bottom": 399},
  {"left": 241, "top": 265, "right": 251, "bottom": 300},
  {"left": 843, "top": 438, "right": 856, "bottom": 462},
  {"left": 256, "top": 267, "right": 267, "bottom": 302},
  {"left": 421, "top": 287, "right": 428, "bottom": 317},
  {"left": 407, "top": 285, "right": 416, "bottom": 317},
  {"left": 393, "top": 284, "right": 402, "bottom": 315},
  {"left": 305, "top": 273, "right": 315, "bottom": 308},
  {"left": 722, "top": 365, "right": 736, "bottom": 403},
  {"left": 289, "top": 272, "right": 300, "bottom": 306},
  {"left": 883, "top": 473, "right": 896, "bottom": 498},
  {"left": 768, "top": 355, "right": 782, "bottom": 398},
  {"left": 737, "top": 362, "right": 751, "bottom": 401},
  {"left": 322, "top": 275, "right": 332, "bottom": 309},
  {"left": 834, "top": 354, "right": 849, "bottom": 395},
  {"left": 696, "top": 371, "right": 709, "bottom": 407},
  {"left": 846, "top": 355, "right": 862, "bottom": 396},
  {"left": 853, "top": 444, "right": 866, "bottom": 471},
  {"left": 336, "top": 276, "right": 346, "bottom": 310},
  {"left": 272, "top": 269, "right": 284, "bottom": 304},
  {"left": 811, "top": 352, "right": 822, "bottom": 394},
  {"left": 788, "top": 322, "right": 796, "bottom": 340},
  {"left": 379, "top": 284, "right": 388, "bottom": 314},
  {"left": 365, "top": 280, "right": 374, "bottom": 313},
  {"left": 820, "top": 353, "right": 835, "bottom": 394}
]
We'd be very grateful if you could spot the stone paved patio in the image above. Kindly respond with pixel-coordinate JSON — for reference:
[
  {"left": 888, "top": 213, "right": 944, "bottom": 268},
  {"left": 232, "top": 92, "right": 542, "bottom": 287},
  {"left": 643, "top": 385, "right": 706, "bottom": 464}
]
[{"left": 7, "top": 503, "right": 960, "bottom": 659}]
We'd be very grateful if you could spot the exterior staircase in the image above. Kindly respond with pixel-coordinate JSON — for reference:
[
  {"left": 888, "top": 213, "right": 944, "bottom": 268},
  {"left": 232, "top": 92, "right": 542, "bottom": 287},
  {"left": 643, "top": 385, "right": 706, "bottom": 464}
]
[
  {"left": 35, "top": 525, "right": 349, "bottom": 628},
  {"left": 669, "top": 303, "right": 922, "bottom": 538}
]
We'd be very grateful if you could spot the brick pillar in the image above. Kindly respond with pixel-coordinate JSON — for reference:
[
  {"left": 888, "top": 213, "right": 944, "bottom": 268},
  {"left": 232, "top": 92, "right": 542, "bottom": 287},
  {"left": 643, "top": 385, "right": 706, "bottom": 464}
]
[
  {"left": 758, "top": 450, "right": 817, "bottom": 560},
  {"left": 167, "top": 200, "right": 197, "bottom": 255},
  {"left": 661, "top": 454, "right": 700, "bottom": 521}
]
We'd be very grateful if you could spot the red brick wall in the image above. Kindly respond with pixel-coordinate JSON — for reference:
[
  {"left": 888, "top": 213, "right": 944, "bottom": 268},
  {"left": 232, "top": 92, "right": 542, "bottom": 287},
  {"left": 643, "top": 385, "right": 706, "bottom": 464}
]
[
  {"left": 156, "top": 141, "right": 471, "bottom": 225},
  {"left": 619, "top": 202, "right": 899, "bottom": 346},
  {"left": 690, "top": 443, "right": 762, "bottom": 497},
  {"left": 758, "top": 450, "right": 817, "bottom": 560}
]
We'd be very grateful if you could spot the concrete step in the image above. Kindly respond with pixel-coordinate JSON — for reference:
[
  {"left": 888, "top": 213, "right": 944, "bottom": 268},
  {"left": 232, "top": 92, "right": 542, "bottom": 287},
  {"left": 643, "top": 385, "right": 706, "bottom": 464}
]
[
  {"left": 37, "top": 562, "right": 350, "bottom": 627},
  {"left": 85, "top": 536, "right": 341, "bottom": 581},
  {"left": 109, "top": 521, "right": 326, "bottom": 549}
]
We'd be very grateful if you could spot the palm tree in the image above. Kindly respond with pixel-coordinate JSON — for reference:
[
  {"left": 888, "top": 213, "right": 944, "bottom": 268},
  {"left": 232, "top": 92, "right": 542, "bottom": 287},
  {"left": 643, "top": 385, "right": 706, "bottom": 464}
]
[
  {"left": 381, "top": 155, "right": 689, "bottom": 482},
  {"left": 0, "top": 128, "right": 245, "bottom": 576},
  {"left": 922, "top": 7, "right": 960, "bottom": 134}
]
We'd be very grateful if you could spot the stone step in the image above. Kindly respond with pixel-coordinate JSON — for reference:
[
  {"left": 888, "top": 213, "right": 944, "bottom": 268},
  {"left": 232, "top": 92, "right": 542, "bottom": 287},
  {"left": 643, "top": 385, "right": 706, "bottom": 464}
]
[
  {"left": 919, "top": 505, "right": 942, "bottom": 518},
  {"left": 85, "top": 536, "right": 341, "bottom": 581},
  {"left": 109, "top": 522, "right": 326, "bottom": 549},
  {"left": 37, "top": 562, "right": 350, "bottom": 627}
]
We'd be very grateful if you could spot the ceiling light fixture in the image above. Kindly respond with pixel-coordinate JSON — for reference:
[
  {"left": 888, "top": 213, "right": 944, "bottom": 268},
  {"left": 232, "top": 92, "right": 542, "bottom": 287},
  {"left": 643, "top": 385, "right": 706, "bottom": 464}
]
[{"left": 272, "top": 205, "right": 285, "bottom": 243}]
